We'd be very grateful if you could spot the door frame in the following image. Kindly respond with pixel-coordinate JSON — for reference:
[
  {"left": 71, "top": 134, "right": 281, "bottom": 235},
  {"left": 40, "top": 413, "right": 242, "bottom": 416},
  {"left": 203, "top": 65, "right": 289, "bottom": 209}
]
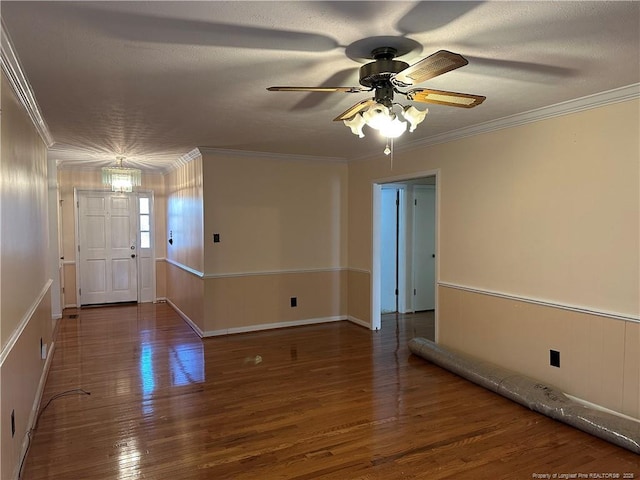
[
  {"left": 371, "top": 169, "right": 440, "bottom": 337},
  {"left": 74, "top": 188, "right": 156, "bottom": 306}
]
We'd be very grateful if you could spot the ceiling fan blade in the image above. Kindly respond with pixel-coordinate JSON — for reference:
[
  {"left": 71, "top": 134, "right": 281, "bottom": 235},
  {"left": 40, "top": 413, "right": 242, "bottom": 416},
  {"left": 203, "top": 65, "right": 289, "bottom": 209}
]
[
  {"left": 267, "top": 86, "right": 368, "bottom": 93},
  {"left": 406, "top": 89, "right": 485, "bottom": 108},
  {"left": 333, "top": 99, "right": 376, "bottom": 121},
  {"left": 393, "top": 50, "right": 469, "bottom": 86},
  {"left": 291, "top": 68, "right": 359, "bottom": 111}
]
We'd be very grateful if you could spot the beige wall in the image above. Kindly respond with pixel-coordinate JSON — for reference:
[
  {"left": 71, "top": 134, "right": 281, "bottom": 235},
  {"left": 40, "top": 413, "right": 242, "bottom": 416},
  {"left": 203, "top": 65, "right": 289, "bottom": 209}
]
[
  {"left": 439, "top": 286, "right": 640, "bottom": 418},
  {"left": 347, "top": 269, "right": 370, "bottom": 324},
  {"left": 164, "top": 155, "right": 205, "bottom": 328},
  {"left": 57, "top": 169, "right": 166, "bottom": 306},
  {"left": 165, "top": 156, "right": 203, "bottom": 272},
  {"left": 164, "top": 151, "right": 350, "bottom": 334},
  {"left": 155, "top": 259, "right": 167, "bottom": 299},
  {"left": 347, "top": 98, "right": 640, "bottom": 417},
  {"left": 199, "top": 152, "right": 348, "bottom": 333},
  {"left": 203, "top": 270, "right": 346, "bottom": 334},
  {"left": 201, "top": 152, "right": 348, "bottom": 274},
  {"left": 0, "top": 291, "right": 51, "bottom": 480},
  {"left": 1, "top": 79, "right": 49, "bottom": 346},
  {"left": 0, "top": 71, "right": 52, "bottom": 480},
  {"left": 166, "top": 262, "right": 204, "bottom": 332},
  {"left": 438, "top": 103, "right": 639, "bottom": 316}
]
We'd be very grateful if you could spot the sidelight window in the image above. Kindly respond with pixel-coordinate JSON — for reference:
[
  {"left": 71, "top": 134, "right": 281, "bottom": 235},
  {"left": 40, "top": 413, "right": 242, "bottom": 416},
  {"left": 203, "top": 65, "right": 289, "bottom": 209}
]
[{"left": 139, "top": 197, "right": 151, "bottom": 249}]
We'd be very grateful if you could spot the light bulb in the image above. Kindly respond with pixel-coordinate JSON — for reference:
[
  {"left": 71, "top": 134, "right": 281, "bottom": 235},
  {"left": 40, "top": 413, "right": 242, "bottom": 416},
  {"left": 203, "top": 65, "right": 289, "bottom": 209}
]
[{"left": 379, "top": 117, "right": 407, "bottom": 138}]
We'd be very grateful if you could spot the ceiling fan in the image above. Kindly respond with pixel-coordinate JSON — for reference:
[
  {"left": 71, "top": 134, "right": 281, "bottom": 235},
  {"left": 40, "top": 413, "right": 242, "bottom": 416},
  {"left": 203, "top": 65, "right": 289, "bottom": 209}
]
[{"left": 267, "top": 47, "right": 486, "bottom": 140}]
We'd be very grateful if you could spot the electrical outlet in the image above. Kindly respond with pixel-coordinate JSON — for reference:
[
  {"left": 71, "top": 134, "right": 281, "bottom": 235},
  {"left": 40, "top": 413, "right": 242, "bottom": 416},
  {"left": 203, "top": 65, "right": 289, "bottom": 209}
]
[
  {"left": 290, "top": 297, "right": 297, "bottom": 307},
  {"left": 213, "top": 233, "right": 220, "bottom": 243},
  {"left": 550, "top": 349, "right": 560, "bottom": 368},
  {"left": 11, "top": 410, "right": 15, "bottom": 438}
]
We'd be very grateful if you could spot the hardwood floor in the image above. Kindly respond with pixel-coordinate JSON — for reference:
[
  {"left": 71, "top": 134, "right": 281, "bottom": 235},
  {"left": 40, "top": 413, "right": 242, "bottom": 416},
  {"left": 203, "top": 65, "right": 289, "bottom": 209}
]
[
  {"left": 382, "top": 311, "right": 435, "bottom": 342},
  {"left": 22, "top": 303, "right": 639, "bottom": 479}
]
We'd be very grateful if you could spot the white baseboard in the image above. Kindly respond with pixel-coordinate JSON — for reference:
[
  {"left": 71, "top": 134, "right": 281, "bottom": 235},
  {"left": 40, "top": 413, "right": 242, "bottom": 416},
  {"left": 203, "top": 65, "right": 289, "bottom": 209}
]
[
  {"left": 347, "top": 315, "right": 372, "bottom": 329},
  {"left": 166, "top": 299, "right": 368, "bottom": 337},
  {"left": 564, "top": 393, "right": 640, "bottom": 424},
  {"left": 14, "top": 339, "right": 56, "bottom": 480},
  {"left": 166, "top": 299, "right": 204, "bottom": 338},
  {"left": 63, "top": 304, "right": 77, "bottom": 309},
  {"left": 202, "top": 315, "right": 346, "bottom": 337}
]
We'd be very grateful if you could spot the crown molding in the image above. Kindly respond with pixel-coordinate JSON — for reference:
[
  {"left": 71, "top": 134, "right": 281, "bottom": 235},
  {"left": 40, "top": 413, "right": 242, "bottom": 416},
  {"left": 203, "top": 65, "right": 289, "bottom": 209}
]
[
  {"left": 354, "top": 83, "right": 640, "bottom": 162},
  {"left": 412, "top": 83, "right": 640, "bottom": 150},
  {"left": 198, "top": 147, "right": 348, "bottom": 164},
  {"left": 1, "top": 19, "right": 54, "bottom": 147},
  {"left": 166, "top": 147, "right": 203, "bottom": 173}
]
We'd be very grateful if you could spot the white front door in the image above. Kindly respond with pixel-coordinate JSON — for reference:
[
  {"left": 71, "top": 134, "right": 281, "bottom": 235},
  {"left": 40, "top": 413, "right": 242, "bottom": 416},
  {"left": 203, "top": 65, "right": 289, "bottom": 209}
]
[
  {"left": 413, "top": 186, "right": 436, "bottom": 311},
  {"left": 78, "top": 192, "right": 138, "bottom": 305}
]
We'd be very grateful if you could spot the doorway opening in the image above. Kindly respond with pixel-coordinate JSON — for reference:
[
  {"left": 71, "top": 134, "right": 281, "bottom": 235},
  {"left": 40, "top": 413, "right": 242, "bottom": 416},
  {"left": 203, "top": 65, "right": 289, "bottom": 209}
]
[
  {"left": 372, "top": 172, "right": 438, "bottom": 340},
  {"left": 75, "top": 189, "right": 155, "bottom": 307}
]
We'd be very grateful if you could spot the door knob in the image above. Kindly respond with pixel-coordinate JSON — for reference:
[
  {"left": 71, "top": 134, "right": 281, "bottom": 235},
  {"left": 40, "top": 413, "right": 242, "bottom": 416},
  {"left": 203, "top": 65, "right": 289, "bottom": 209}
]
[{"left": 131, "top": 254, "right": 136, "bottom": 258}]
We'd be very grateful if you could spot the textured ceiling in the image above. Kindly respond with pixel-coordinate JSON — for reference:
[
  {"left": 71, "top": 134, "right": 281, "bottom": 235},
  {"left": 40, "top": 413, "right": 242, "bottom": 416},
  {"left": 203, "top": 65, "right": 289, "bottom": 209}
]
[{"left": 2, "top": 1, "right": 639, "bottom": 171}]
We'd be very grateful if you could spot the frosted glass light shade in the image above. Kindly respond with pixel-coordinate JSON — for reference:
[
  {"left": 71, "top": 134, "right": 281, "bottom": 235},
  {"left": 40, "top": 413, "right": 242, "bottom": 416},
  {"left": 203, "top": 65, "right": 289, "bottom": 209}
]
[
  {"left": 344, "top": 114, "right": 366, "bottom": 137},
  {"left": 402, "top": 106, "right": 428, "bottom": 132},
  {"left": 362, "top": 103, "right": 391, "bottom": 130}
]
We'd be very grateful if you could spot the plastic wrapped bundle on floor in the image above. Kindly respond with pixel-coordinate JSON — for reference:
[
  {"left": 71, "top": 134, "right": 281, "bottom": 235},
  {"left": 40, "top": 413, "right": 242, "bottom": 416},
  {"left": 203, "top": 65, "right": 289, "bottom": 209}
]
[{"left": 408, "top": 337, "right": 640, "bottom": 454}]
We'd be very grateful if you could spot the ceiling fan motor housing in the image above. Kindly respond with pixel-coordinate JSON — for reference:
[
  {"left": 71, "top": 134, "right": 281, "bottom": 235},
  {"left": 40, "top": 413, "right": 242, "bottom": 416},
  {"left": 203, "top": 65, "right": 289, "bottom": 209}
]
[
  {"left": 359, "top": 59, "right": 409, "bottom": 87},
  {"left": 359, "top": 47, "right": 408, "bottom": 106},
  {"left": 360, "top": 59, "right": 407, "bottom": 106}
]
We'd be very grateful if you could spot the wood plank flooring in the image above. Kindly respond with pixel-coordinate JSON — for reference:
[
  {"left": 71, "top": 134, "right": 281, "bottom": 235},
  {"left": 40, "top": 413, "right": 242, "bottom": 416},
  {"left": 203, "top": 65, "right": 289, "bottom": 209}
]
[{"left": 22, "top": 304, "right": 639, "bottom": 479}]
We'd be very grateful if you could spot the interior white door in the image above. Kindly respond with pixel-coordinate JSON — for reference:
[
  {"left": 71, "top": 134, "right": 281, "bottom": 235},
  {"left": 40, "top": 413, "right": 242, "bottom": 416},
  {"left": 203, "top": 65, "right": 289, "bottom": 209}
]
[
  {"left": 413, "top": 186, "right": 436, "bottom": 311},
  {"left": 78, "top": 192, "right": 137, "bottom": 305}
]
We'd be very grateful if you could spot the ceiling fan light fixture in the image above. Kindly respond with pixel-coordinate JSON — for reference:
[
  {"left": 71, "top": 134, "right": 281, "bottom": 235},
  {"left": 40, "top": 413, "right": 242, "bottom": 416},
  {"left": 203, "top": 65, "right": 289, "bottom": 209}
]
[
  {"left": 402, "top": 105, "right": 428, "bottom": 132},
  {"left": 361, "top": 103, "right": 407, "bottom": 138},
  {"left": 342, "top": 102, "right": 410, "bottom": 142},
  {"left": 378, "top": 116, "right": 407, "bottom": 138},
  {"left": 269, "top": 47, "right": 484, "bottom": 157},
  {"left": 361, "top": 103, "right": 391, "bottom": 130}
]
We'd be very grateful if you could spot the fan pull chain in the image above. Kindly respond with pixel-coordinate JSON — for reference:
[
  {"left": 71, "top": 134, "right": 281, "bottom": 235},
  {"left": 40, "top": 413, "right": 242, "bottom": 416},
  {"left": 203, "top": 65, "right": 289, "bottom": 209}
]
[{"left": 383, "top": 137, "right": 394, "bottom": 170}]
